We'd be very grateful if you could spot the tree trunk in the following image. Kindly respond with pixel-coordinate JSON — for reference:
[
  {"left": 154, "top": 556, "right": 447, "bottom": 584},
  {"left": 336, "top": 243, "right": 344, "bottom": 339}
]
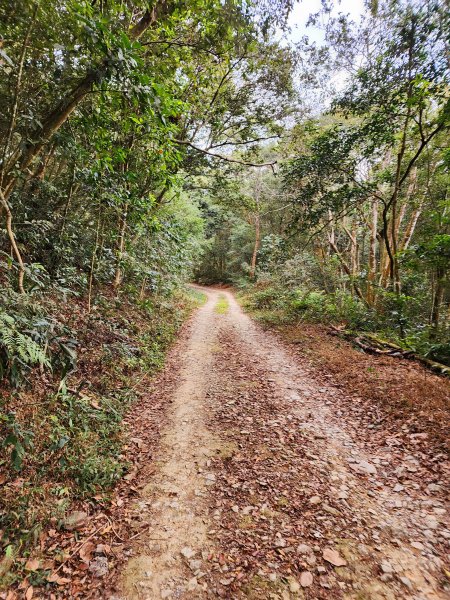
[
  {"left": 1, "top": 3, "right": 172, "bottom": 201},
  {"left": 113, "top": 203, "right": 129, "bottom": 289},
  {"left": 367, "top": 198, "right": 378, "bottom": 306},
  {"left": 249, "top": 214, "right": 260, "bottom": 279},
  {"left": 329, "top": 238, "right": 366, "bottom": 303},
  {"left": 0, "top": 189, "right": 25, "bottom": 293},
  {"left": 430, "top": 266, "right": 445, "bottom": 334}
]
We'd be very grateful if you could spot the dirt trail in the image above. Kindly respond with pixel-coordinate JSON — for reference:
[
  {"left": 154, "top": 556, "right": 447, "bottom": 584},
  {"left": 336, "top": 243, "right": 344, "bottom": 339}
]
[{"left": 115, "top": 287, "right": 449, "bottom": 600}]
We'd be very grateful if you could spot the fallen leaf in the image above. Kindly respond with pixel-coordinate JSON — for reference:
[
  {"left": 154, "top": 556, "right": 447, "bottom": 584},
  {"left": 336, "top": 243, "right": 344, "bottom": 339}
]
[
  {"left": 79, "top": 541, "right": 95, "bottom": 562},
  {"left": 25, "top": 586, "right": 33, "bottom": 600},
  {"left": 47, "top": 573, "right": 71, "bottom": 585},
  {"left": 24, "top": 559, "right": 40, "bottom": 572}
]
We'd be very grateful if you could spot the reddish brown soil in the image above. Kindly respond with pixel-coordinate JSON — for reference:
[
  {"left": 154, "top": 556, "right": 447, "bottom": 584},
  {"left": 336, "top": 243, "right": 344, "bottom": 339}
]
[
  {"left": 275, "top": 323, "right": 450, "bottom": 455},
  {"left": 5, "top": 288, "right": 448, "bottom": 599}
]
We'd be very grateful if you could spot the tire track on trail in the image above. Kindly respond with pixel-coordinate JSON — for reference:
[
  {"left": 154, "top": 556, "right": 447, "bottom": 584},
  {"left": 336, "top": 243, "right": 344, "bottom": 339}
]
[
  {"left": 119, "top": 288, "right": 222, "bottom": 599},
  {"left": 112, "top": 286, "right": 448, "bottom": 600}
]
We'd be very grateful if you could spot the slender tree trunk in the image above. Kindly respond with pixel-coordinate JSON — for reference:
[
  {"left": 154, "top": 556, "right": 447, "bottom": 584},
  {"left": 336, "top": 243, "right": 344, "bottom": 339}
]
[
  {"left": 1, "top": 3, "right": 172, "bottom": 201},
  {"left": 367, "top": 198, "right": 378, "bottom": 306},
  {"left": 401, "top": 202, "right": 423, "bottom": 251},
  {"left": 430, "top": 266, "right": 445, "bottom": 335},
  {"left": 88, "top": 206, "right": 102, "bottom": 313},
  {"left": 249, "top": 214, "right": 260, "bottom": 279},
  {"left": 329, "top": 238, "right": 366, "bottom": 302},
  {"left": 58, "top": 168, "right": 77, "bottom": 242},
  {"left": 0, "top": 189, "right": 25, "bottom": 293},
  {"left": 113, "top": 203, "right": 129, "bottom": 289}
]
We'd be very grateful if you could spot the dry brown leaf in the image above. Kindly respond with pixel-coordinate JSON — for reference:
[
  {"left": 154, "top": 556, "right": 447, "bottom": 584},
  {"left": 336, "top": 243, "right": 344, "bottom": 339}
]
[
  {"left": 24, "top": 559, "right": 40, "bottom": 572},
  {"left": 47, "top": 572, "right": 71, "bottom": 585},
  {"left": 79, "top": 541, "right": 95, "bottom": 563},
  {"left": 25, "top": 586, "right": 33, "bottom": 600}
]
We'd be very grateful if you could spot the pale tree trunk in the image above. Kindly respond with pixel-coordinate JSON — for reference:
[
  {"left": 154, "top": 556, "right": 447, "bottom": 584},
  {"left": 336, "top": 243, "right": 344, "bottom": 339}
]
[
  {"left": 88, "top": 206, "right": 103, "bottom": 313},
  {"left": 430, "top": 267, "right": 445, "bottom": 335},
  {"left": 380, "top": 167, "right": 417, "bottom": 285},
  {"left": 249, "top": 170, "right": 262, "bottom": 279},
  {"left": 249, "top": 214, "right": 260, "bottom": 279},
  {"left": 367, "top": 197, "right": 378, "bottom": 306},
  {"left": 0, "top": 189, "right": 25, "bottom": 293},
  {"left": 328, "top": 210, "right": 335, "bottom": 256},
  {"left": 113, "top": 203, "right": 129, "bottom": 289},
  {"left": 328, "top": 236, "right": 366, "bottom": 302},
  {"left": 400, "top": 202, "right": 423, "bottom": 251},
  {"left": 1, "top": 3, "right": 172, "bottom": 201},
  {"left": 343, "top": 218, "right": 358, "bottom": 277}
]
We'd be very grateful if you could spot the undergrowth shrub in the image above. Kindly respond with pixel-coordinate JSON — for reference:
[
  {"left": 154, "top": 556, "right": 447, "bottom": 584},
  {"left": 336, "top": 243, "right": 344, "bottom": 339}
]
[
  {"left": 0, "top": 289, "right": 77, "bottom": 387},
  {"left": 0, "top": 285, "right": 201, "bottom": 578}
]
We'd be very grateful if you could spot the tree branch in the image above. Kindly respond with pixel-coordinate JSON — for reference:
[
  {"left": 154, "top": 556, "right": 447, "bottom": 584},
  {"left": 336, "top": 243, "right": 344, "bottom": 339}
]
[{"left": 174, "top": 139, "right": 276, "bottom": 169}]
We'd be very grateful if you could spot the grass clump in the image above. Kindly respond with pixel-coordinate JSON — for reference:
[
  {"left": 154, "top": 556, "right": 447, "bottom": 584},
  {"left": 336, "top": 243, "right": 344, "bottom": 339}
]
[{"left": 215, "top": 294, "right": 229, "bottom": 314}]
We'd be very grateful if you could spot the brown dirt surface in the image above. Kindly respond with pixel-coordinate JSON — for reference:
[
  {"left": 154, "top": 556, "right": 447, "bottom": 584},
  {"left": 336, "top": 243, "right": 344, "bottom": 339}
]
[
  {"left": 272, "top": 322, "right": 450, "bottom": 455},
  {"left": 102, "top": 287, "right": 448, "bottom": 600},
  {"left": 7, "top": 287, "right": 448, "bottom": 599}
]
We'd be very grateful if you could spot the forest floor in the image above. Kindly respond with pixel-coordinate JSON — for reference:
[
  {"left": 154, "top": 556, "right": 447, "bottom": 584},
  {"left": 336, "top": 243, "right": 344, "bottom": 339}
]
[{"left": 94, "top": 285, "right": 449, "bottom": 600}]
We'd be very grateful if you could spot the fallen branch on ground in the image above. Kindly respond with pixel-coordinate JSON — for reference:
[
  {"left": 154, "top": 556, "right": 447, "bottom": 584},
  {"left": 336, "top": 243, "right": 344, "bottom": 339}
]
[{"left": 328, "top": 326, "right": 450, "bottom": 376}]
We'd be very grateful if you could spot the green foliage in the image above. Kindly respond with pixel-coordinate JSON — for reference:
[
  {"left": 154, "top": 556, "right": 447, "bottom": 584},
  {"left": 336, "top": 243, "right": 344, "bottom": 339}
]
[
  {"left": 215, "top": 294, "right": 229, "bottom": 314},
  {"left": 0, "top": 312, "right": 50, "bottom": 385}
]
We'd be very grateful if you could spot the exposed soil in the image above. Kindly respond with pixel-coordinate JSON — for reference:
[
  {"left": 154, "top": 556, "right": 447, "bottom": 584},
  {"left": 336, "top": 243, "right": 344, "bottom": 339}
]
[{"left": 102, "top": 287, "right": 449, "bottom": 600}]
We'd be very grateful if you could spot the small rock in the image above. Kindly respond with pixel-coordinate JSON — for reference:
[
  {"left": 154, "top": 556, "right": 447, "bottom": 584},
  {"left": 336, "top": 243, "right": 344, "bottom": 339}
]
[
  {"left": 411, "top": 541, "right": 424, "bottom": 550},
  {"left": 399, "top": 576, "right": 413, "bottom": 589},
  {"left": 300, "top": 571, "right": 313, "bottom": 588},
  {"left": 63, "top": 511, "right": 88, "bottom": 531},
  {"left": 309, "top": 496, "right": 322, "bottom": 505},
  {"left": 297, "top": 543, "right": 312, "bottom": 555},
  {"left": 188, "top": 559, "right": 201, "bottom": 572},
  {"left": 187, "top": 577, "right": 199, "bottom": 590},
  {"left": 274, "top": 537, "right": 287, "bottom": 548},
  {"left": 288, "top": 577, "right": 300, "bottom": 593},
  {"left": 89, "top": 556, "right": 108, "bottom": 577},
  {"left": 323, "top": 504, "right": 339, "bottom": 516},
  {"left": 306, "top": 554, "right": 316, "bottom": 566},
  {"left": 181, "top": 547, "right": 196, "bottom": 559},
  {"left": 380, "top": 561, "right": 393, "bottom": 574},
  {"left": 350, "top": 460, "right": 377, "bottom": 476},
  {"left": 323, "top": 548, "right": 347, "bottom": 567}
]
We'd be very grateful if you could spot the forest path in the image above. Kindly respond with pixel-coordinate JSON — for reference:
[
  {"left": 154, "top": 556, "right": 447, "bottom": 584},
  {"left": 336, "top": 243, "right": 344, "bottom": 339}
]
[{"left": 116, "top": 287, "right": 448, "bottom": 600}]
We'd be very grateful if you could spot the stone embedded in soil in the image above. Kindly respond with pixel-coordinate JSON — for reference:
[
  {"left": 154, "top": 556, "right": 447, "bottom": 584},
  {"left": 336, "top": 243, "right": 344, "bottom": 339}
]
[
  {"left": 309, "top": 495, "right": 322, "bottom": 505},
  {"left": 399, "top": 576, "right": 413, "bottom": 589},
  {"left": 380, "top": 561, "right": 394, "bottom": 574},
  {"left": 181, "top": 547, "right": 196, "bottom": 559},
  {"left": 89, "top": 556, "right": 108, "bottom": 577},
  {"left": 62, "top": 511, "right": 88, "bottom": 531},
  {"left": 350, "top": 460, "right": 377, "bottom": 475},
  {"left": 300, "top": 571, "right": 314, "bottom": 587},
  {"left": 288, "top": 576, "right": 301, "bottom": 592},
  {"left": 297, "top": 543, "right": 313, "bottom": 555},
  {"left": 323, "top": 548, "right": 347, "bottom": 567}
]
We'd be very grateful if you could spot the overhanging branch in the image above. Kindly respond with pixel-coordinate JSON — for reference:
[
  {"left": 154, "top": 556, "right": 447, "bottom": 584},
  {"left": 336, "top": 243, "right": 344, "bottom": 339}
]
[{"left": 174, "top": 139, "right": 276, "bottom": 169}]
